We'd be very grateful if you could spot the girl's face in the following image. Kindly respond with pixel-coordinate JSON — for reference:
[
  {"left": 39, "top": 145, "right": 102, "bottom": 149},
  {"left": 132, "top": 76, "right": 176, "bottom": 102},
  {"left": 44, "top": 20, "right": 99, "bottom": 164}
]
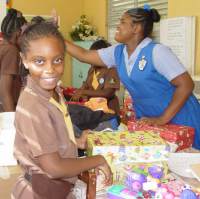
[
  {"left": 23, "top": 36, "right": 65, "bottom": 93},
  {"left": 114, "top": 13, "right": 137, "bottom": 43}
]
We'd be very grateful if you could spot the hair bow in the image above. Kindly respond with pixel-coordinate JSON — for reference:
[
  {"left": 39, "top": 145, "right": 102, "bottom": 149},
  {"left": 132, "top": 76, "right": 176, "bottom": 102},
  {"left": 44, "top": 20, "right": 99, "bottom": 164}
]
[{"left": 143, "top": 4, "right": 151, "bottom": 11}]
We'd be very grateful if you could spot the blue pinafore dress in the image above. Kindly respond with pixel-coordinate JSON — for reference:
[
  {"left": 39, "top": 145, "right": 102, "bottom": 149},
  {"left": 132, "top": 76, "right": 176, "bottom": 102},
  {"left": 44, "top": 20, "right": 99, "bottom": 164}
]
[{"left": 114, "top": 42, "right": 200, "bottom": 149}]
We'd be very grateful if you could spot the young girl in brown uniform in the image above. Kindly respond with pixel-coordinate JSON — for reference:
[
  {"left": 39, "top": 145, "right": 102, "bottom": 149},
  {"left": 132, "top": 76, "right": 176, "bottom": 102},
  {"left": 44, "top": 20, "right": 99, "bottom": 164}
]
[
  {"left": 72, "top": 39, "right": 120, "bottom": 115},
  {"left": 12, "top": 22, "right": 112, "bottom": 199},
  {"left": 0, "top": 8, "right": 26, "bottom": 112}
]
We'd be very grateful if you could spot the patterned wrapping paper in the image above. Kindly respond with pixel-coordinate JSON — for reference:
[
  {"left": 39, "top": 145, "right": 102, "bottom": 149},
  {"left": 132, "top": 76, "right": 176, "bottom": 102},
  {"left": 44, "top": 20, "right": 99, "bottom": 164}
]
[
  {"left": 120, "top": 109, "right": 136, "bottom": 124},
  {"left": 87, "top": 131, "right": 170, "bottom": 164},
  {"left": 87, "top": 131, "right": 170, "bottom": 184},
  {"left": 127, "top": 121, "right": 195, "bottom": 151},
  {"left": 87, "top": 131, "right": 171, "bottom": 186},
  {"left": 124, "top": 95, "right": 134, "bottom": 111},
  {"left": 120, "top": 91, "right": 136, "bottom": 124}
]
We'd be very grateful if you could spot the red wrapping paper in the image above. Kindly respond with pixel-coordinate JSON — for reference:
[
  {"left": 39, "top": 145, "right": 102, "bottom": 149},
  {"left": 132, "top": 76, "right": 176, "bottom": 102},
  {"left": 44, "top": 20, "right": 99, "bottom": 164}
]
[{"left": 127, "top": 121, "right": 195, "bottom": 151}]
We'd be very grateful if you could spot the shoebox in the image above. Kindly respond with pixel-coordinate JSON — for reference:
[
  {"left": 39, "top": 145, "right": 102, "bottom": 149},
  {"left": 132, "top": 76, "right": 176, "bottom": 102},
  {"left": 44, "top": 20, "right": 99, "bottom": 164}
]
[
  {"left": 127, "top": 121, "right": 194, "bottom": 151},
  {"left": 87, "top": 131, "right": 170, "bottom": 183}
]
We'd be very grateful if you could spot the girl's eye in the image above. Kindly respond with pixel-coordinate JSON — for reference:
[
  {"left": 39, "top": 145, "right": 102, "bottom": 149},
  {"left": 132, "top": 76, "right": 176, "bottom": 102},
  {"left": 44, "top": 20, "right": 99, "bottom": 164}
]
[
  {"left": 54, "top": 57, "right": 63, "bottom": 64},
  {"left": 34, "top": 59, "right": 44, "bottom": 65}
]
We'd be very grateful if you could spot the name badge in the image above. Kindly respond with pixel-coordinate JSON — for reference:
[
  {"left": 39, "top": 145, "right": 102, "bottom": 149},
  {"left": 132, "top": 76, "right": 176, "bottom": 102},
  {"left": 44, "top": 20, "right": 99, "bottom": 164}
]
[
  {"left": 99, "top": 78, "right": 104, "bottom": 84},
  {"left": 138, "top": 55, "right": 147, "bottom": 70}
]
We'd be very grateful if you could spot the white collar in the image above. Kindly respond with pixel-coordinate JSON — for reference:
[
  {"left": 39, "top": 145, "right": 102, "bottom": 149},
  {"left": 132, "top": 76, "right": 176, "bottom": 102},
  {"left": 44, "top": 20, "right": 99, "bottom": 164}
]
[
  {"left": 124, "top": 37, "right": 152, "bottom": 55},
  {"left": 122, "top": 37, "right": 152, "bottom": 75}
]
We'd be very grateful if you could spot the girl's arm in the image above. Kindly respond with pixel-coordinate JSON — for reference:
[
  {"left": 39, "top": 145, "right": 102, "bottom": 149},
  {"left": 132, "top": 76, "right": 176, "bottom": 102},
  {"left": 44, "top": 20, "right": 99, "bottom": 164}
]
[
  {"left": 38, "top": 152, "right": 112, "bottom": 183},
  {"left": 0, "top": 74, "right": 16, "bottom": 111},
  {"left": 141, "top": 72, "right": 194, "bottom": 125},
  {"left": 161, "top": 72, "right": 194, "bottom": 122},
  {"left": 65, "top": 40, "right": 106, "bottom": 66},
  {"left": 75, "top": 88, "right": 116, "bottom": 99}
]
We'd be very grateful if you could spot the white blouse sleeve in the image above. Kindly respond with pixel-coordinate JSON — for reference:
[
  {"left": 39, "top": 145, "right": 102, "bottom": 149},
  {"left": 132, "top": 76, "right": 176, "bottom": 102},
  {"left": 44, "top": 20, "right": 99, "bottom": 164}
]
[
  {"left": 97, "top": 44, "right": 119, "bottom": 68},
  {"left": 153, "top": 44, "right": 187, "bottom": 81}
]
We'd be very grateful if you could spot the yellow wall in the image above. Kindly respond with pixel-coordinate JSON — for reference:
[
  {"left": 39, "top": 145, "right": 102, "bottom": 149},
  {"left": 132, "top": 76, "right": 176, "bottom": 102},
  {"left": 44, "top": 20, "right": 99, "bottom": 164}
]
[
  {"left": 12, "top": 0, "right": 107, "bottom": 86},
  {"left": 13, "top": 0, "right": 83, "bottom": 86},
  {"left": 168, "top": 0, "right": 200, "bottom": 75},
  {"left": 83, "top": 0, "right": 107, "bottom": 39}
]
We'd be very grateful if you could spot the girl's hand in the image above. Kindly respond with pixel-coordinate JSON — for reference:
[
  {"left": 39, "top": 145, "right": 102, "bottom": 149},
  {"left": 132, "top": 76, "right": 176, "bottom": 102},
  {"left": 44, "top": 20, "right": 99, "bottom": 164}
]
[
  {"left": 96, "top": 160, "right": 113, "bottom": 186},
  {"left": 51, "top": 8, "right": 58, "bottom": 26},
  {"left": 139, "top": 116, "right": 168, "bottom": 126}
]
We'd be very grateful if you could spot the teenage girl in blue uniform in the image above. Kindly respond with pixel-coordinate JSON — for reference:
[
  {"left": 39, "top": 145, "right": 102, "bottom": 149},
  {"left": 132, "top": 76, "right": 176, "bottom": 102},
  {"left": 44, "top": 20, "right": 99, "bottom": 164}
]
[{"left": 65, "top": 7, "right": 200, "bottom": 150}]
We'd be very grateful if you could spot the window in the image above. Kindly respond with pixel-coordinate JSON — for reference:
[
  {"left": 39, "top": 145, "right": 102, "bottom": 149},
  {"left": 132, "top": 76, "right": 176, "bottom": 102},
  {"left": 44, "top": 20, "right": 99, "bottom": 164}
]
[{"left": 107, "top": 0, "right": 168, "bottom": 43}]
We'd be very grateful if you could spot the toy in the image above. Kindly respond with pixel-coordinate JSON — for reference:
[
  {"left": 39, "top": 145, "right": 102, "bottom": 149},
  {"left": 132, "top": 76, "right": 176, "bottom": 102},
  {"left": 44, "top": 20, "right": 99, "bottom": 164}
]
[
  {"left": 148, "top": 165, "right": 164, "bottom": 179},
  {"left": 107, "top": 185, "right": 141, "bottom": 199},
  {"left": 125, "top": 168, "right": 147, "bottom": 192},
  {"left": 180, "top": 189, "right": 198, "bottom": 199},
  {"left": 155, "top": 185, "right": 177, "bottom": 199},
  {"left": 142, "top": 165, "right": 164, "bottom": 192}
]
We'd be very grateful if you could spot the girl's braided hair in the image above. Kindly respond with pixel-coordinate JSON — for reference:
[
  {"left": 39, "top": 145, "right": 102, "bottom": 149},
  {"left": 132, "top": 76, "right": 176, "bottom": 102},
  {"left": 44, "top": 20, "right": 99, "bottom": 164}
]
[
  {"left": 19, "top": 22, "right": 66, "bottom": 56},
  {"left": 1, "top": 8, "right": 27, "bottom": 40},
  {"left": 126, "top": 7, "right": 160, "bottom": 37}
]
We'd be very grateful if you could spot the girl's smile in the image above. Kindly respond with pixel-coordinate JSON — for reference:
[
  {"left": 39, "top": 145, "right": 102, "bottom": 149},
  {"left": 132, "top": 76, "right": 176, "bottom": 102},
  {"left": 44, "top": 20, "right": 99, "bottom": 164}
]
[{"left": 39, "top": 76, "right": 60, "bottom": 88}]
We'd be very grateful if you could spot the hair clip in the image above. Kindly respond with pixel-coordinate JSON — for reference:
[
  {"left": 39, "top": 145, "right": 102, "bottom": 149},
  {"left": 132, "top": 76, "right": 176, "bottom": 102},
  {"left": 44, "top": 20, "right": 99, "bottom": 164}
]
[{"left": 143, "top": 4, "right": 151, "bottom": 11}]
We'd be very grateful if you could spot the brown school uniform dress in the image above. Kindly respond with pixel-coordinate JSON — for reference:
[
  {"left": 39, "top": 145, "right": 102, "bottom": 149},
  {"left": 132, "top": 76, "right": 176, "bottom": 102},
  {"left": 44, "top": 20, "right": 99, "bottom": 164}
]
[
  {"left": 0, "top": 40, "right": 22, "bottom": 111},
  {"left": 12, "top": 76, "right": 77, "bottom": 199},
  {"left": 82, "top": 66, "right": 120, "bottom": 114}
]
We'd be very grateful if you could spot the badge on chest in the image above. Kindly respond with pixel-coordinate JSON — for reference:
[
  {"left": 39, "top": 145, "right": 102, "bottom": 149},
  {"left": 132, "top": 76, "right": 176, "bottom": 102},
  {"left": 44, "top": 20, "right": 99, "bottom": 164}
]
[
  {"left": 99, "top": 77, "right": 104, "bottom": 84},
  {"left": 138, "top": 55, "right": 147, "bottom": 70}
]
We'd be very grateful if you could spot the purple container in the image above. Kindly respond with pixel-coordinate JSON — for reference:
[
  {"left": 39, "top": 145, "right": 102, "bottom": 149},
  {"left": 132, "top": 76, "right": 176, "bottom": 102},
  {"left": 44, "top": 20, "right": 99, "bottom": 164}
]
[
  {"left": 148, "top": 165, "right": 164, "bottom": 179},
  {"left": 125, "top": 172, "right": 147, "bottom": 192}
]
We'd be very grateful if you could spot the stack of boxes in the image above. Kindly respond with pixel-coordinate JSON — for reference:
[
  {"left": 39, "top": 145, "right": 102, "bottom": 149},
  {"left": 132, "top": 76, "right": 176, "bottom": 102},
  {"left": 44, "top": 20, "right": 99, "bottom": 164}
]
[
  {"left": 120, "top": 90, "right": 195, "bottom": 152},
  {"left": 87, "top": 131, "right": 170, "bottom": 185},
  {"left": 87, "top": 89, "right": 196, "bottom": 196}
]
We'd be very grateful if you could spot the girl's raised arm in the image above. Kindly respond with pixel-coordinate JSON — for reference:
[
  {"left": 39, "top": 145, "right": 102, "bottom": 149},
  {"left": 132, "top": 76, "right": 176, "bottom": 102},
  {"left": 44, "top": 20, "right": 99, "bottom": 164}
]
[{"left": 65, "top": 40, "right": 107, "bottom": 67}]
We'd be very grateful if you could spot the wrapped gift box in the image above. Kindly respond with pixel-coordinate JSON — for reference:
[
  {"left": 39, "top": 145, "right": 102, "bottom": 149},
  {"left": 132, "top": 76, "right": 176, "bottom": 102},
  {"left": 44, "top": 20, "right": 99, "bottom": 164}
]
[
  {"left": 87, "top": 131, "right": 169, "bottom": 183},
  {"left": 124, "top": 95, "right": 133, "bottom": 111},
  {"left": 87, "top": 131, "right": 169, "bottom": 164},
  {"left": 120, "top": 90, "right": 136, "bottom": 124},
  {"left": 127, "top": 121, "right": 194, "bottom": 151},
  {"left": 120, "top": 109, "right": 135, "bottom": 124}
]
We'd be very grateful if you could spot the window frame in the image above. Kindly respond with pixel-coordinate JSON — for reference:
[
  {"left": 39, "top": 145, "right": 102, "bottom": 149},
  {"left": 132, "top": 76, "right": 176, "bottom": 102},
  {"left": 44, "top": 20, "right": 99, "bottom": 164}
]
[{"left": 107, "top": 0, "right": 168, "bottom": 43}]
